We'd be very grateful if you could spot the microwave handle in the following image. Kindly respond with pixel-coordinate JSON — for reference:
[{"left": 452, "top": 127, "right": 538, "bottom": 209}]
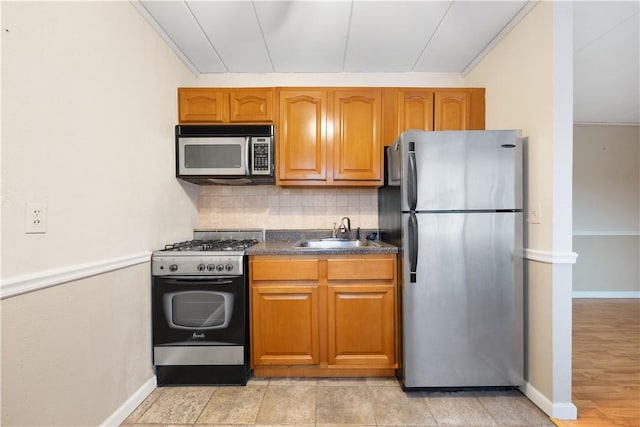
[{"left": 245, "top": 136, "right": 252, "bottom": 175}]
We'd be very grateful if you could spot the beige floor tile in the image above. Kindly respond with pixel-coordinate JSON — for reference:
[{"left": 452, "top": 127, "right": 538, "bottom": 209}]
[
  {"left": 255, "top": 384, "right": 316, "bottom": 425},
  {"left": 365, "top": 377, "right": 401, "bottom": 386},
  {"left": 196, "top": 385, "right": 266, "bottom": 425},
  {"left": 368, "top": 386, "right": 437, "bottom": 426},
  {"left": 477, "top": 390, "right": 555, "bottom": 426},
  {"left": 316, "top": 385, "right": 376, "bottom": 425},
  {"left": 123, "top": 425, "right": 192, "bottom": 427},
  {"left": 246, "top": 376, "right": 270, "bottom": 386},
  {"left": 266, "top": 377, "right": 318, "bottom": 385},
  {"left": 121, "top": 388, "right": 165, "bottom": 424},
  {"left": 137, "top": 387, "right": 215, "bottom": 425},
  {"left": 424, "top": 391, "right": 497, "bottom": 426},
  {"left": 317, "top": 377, "right": 367, "bottom": 386}
]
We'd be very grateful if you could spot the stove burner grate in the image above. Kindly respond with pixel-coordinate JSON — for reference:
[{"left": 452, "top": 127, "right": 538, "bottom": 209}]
[{"left": 164, "top": 239, "right": 258, "bottom": 252}]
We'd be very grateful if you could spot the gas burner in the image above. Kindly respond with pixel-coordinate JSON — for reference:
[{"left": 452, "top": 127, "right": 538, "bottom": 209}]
[{"left": 163, "top": 239, "right": 258, "bottom": 253}]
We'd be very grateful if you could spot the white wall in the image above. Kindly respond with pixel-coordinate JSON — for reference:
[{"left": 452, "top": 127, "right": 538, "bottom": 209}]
[
  {"left": 1, "top": 2, "right": 198, "bottom": 425},
  {"left": 573, "top": 124, "right": 640, "bottom": 295},
  {"left": 465, "top": 1, "right": 577, "bottom": 419}
]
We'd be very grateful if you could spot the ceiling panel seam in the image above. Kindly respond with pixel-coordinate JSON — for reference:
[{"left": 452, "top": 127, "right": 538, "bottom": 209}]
[
  {"left": 574, "top": 10, "right": 640, "bottom": 56},
  {"left": 342, "top": 0, "right": 355, "bottom": 73},
  {"left": 250, "top": 0, "right": 275, "bottom": 72},
  {"left": 462, "top": 0, "right": 538, "bottom": 76},
  {"left": 130, "top": 0, "right": 200, "bottom": 76},
  {"left": 411, "top": 0, "right": 455, "bottom": 71},
  {"left": 184, "top": 0, "right": 228, "bottom": 72}
]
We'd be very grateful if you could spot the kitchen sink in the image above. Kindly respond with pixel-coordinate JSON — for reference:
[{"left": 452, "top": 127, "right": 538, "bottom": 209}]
[{"left": 294, "top": 238, "right": 379, "bottom": 249}]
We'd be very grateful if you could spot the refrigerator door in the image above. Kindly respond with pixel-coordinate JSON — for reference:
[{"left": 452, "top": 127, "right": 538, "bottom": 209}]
[
  {"left": 401, "top": 211, "right": 523, "bottom": 388},
  {"left": 399, "top": 130, "right": 523, "bottom": 212}
]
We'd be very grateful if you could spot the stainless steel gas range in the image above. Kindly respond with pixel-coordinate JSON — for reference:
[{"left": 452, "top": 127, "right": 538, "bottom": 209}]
[{"left": 151, "top": 230, "right": 262, "bottom": 386}]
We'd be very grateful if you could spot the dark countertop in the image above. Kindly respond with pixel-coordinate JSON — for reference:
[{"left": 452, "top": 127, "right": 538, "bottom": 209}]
[{"left": 245, "top": 229, "right": 398, "bottom": 256}]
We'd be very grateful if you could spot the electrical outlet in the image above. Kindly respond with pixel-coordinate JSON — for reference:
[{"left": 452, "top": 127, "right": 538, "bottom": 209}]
[
  {"left": 25, "top": 202, "right": 47, "bottom": 233},
  {"left": 530, "top": 204, "right": 541, "bottom": 224}
]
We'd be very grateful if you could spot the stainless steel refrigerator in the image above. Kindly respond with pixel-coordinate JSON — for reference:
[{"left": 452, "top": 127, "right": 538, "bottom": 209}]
[{"left": 378, "top": 130, "right": 524, "bottom": 390}]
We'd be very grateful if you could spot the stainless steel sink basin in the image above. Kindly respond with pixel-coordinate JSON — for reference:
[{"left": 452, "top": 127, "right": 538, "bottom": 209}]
[{"left": 294, "top": 238, "right": 378, "bottom": 249}]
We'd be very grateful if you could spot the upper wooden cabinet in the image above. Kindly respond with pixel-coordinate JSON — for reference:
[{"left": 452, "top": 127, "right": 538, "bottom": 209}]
[
  {"left": 177, "top": 86, "right": 485, "bottom": 183},
  {"left": 277, "top": 89, "right": 328, "bottom": 182},
  {"left": 333, "top": 90, "right": 382, "bottom": 182},
  {"left": 390, "top": 88, "right": 486, "bottom": 145},
  {"left": 397, "top": 89, "right": 435, "bottom": 134},
  {"left": 178, "top": 87, "right": 274, "bottom": 123},
  {"left": 277, "top": 88, "right": 383, "bottom": 187}
]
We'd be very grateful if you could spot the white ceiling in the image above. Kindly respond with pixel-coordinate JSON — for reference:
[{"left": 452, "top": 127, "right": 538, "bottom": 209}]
[{"left": 134, "top": 0, "right": 640, "bottom": 125}]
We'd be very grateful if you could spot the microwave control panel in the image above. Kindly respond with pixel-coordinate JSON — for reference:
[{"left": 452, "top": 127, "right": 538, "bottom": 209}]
[{"left": 251, "top": 137, "right": 272, "bottom": 175}]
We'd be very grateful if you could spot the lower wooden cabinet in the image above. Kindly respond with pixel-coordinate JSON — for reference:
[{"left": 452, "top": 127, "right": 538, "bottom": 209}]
[
  {"left": 251, "top": 285, "right": 319, "bottom": 366},
  {"left": 327, "top": 285, "right": 395, "bottom": 367},
  {"left": 249, "top": 254, "right": 398, "bottom": 377}
]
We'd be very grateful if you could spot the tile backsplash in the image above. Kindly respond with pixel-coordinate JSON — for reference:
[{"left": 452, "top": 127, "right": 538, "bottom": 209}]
[{"left": 198, "top": 186, "right": 378, "bottom": 230}]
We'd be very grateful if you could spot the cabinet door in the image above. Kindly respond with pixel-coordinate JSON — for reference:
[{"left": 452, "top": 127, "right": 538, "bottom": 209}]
[
  {"left": 327, "top": 284, "right": 395, "bottom": 367},
  {"left": 229, "top": 89, "right": 274, "bottom": 122},
  {"left": 178, "top": 88, "right": 228, "bottom": 123},
  {"left": 252, "top": 285, "right": 319, "bottom": 366},
  {"left": 434, "top": 91, "right": 471, "bottom": 131},
  {"left": 277, "top": 90, "right": 327, "bottom": 182},
  {"left": 398, "top": 89, "right": 434, "bottom": 133},
  {"left": 333, "top": 90, "right": 382, "bottom": 182}
]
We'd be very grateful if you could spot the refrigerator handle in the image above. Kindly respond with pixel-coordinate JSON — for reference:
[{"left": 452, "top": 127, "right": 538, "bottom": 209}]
[
  {"left": 408, "top": 212, "right": 418, "bottom": 283},
  {"left": 408, "top": 142, "right": 417, "bottom": 210}
]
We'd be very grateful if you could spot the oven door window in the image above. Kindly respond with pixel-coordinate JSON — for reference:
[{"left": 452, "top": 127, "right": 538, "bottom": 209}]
[{"left": 164, "top": 291, "right": 233, "bottom": 330}]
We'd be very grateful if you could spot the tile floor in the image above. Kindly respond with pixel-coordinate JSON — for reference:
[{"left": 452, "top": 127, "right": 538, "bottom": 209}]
[{"left": 121, "top": 377, "right": 554, "bottom": 427}]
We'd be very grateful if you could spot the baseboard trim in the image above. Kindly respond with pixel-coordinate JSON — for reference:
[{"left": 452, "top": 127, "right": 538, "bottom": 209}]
[
  {"left": 0, "top": 252, "right": 151, "bottom": 300},
  {"left": 521, "top": 382, "right": 577, "bottom": 420},
  {"left": 101, "top": 376, "right": 156, "bottom": 427},
  {"left": 524, "top": 249, "right": 578, "bottom": 264},
  {"left": 573, "top": 291, "right": 640, "bottom": 299}
]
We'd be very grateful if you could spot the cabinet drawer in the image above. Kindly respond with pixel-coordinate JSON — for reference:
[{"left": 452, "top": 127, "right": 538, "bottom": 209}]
[
  {"left": 251, "top": 259, "right": 319, "bottom": 281},
  {"left": 327, "top": 258, "right": 395, "bottom": 280}
]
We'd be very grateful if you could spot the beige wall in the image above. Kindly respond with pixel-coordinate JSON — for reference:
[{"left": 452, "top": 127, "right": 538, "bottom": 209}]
[
  {"left": 573, "top": 125, "right": 639, "bottom": 231},
  {"left": 1, "top": 1, "right": 198, "bottom": 278},
  {"left": 1, "top": 265, "right": 152, "bottom": 426},
  {"left": 465, "top": 2, "right": 575, "bottom": 417},
  {"left": 194, "top": 72, "right": 464, "bottom": 87},
  {"left": 573, "top": 124, "right": 640, "bottom": 293},
  {"left": 573, "top": 236, "right": 640, "bottom": 292},
  {"left": 1, "top": 2, "right": 198, "bottom": 425}
]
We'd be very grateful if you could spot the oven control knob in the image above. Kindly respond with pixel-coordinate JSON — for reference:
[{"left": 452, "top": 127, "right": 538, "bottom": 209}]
[
  {"left": 197, "top": 264, "right": 206, "bottom": 271},
  {"left": 207, "top": 264, "right": 215, "bottom": 271},
  {"left": 169, "top": 264, "right": 178, "bottom": 272},
  {"left": 216, "top": 264, "right": 224, "bottom": 272},
  {"left": 225, "top": 264, "right": 234, "bottom": 271}
]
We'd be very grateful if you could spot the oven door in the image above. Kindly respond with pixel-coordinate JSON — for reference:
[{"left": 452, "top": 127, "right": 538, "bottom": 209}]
[
  {"left": 177, "top": 136, "right": 248, "bottom": 176},
  {"left": 152, "top": 275, "right": 246, "bottom": 365}
]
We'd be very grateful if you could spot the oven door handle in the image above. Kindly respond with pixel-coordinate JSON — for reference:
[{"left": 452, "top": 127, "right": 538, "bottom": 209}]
[{"left": 159, "top": 276, "right": 236, "bottom": 284}]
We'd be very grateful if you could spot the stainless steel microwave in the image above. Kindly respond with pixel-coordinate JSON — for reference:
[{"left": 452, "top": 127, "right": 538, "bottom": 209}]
[{"left": 176, "top": 124, "right": 275, "bottom": 185}]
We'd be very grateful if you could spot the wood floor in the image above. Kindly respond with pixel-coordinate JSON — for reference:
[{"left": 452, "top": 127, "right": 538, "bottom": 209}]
[{"left": 553, "top": 299, "right": 640, "bottom": 427}]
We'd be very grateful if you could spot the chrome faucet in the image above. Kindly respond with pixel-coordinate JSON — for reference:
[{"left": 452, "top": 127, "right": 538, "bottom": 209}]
[
  {"left": 331, "top": 217, "right": 351, "bottom": 238},
  {"left": 339, "top": 217, "right": 351, "bottom": 234}
]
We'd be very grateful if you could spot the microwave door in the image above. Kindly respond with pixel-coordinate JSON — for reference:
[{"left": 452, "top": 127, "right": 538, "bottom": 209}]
[{"left": 178, "top": 137, "right": 247, "bottom": 176}]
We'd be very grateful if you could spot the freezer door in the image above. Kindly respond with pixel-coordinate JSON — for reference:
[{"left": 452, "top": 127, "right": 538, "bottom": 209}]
[
  {"left": 401, "top": 211, "right": 523, "bottom": 388},
  {"left": 399, "top": 130, "right": 523, "bottom": 211}
]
